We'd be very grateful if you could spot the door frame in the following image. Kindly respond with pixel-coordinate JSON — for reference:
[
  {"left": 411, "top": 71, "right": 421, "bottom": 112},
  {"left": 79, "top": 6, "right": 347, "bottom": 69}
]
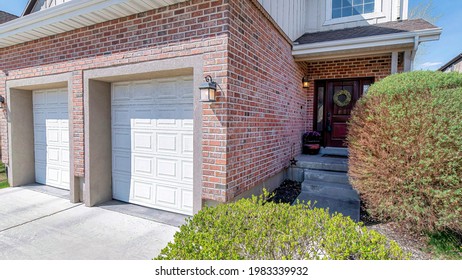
[{"left": 313, "top": 77, "right": 374, "bottom": 147}]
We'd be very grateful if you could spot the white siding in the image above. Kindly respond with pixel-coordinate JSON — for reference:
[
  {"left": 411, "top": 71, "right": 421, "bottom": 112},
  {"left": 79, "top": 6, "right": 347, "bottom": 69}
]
[
  {"left": 259, "top": 1, "right": 408, "bottom": 40},
  {"left": 31, "top": 0, "right": 72, "bottom": 13},
  {"left": 258, "top": 0, "right": 306, "bottom": 41},
  {"left": 305, "top": 0, "right": 409, "bottom": 33}
]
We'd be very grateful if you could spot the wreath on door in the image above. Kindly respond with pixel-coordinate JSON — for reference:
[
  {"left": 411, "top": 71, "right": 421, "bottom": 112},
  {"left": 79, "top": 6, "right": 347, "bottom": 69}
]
[{"left": 333, "top": 90, "right": 352, "bottom": 107}]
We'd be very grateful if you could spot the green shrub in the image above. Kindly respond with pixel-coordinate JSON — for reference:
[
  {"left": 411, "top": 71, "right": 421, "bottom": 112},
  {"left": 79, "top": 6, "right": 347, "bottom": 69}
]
[
  {"left": 348, "top": 71, "right": 462, "bottom": 234},
  {"left": 155, "top": 195, "right": 407, "bottom": 260}
]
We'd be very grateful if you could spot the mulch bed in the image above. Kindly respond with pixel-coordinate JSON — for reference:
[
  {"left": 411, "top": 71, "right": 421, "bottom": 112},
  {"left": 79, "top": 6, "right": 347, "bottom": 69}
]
[{"left": 267, "top": 180, "right": 301, "bottom": 204}]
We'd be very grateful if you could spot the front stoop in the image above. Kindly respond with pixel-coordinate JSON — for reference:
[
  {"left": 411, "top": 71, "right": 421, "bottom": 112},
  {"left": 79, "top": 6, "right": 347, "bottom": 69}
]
[{"left": 293, "top": 149, "right": 360, "bottom": 222}]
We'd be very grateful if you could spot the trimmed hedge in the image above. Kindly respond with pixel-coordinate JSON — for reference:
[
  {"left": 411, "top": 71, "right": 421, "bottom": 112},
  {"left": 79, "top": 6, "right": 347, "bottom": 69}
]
[
  {"left": 155, "top": 195, "right": 407, "bottom": 260},
  {"left": 348, "top": 71, "right": 462, "bottom": 234}
]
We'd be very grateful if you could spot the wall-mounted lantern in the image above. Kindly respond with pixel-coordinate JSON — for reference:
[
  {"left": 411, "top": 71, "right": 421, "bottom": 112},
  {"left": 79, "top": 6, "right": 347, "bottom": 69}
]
[
  {"left": 199, "top": 75, "right": 217, "bottom": 102},
  {"left": 302, "top": 76, "right": 310, "bottom": 89}
]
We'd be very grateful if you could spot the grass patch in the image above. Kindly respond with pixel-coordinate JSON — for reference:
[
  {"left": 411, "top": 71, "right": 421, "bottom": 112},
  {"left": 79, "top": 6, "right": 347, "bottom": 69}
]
[
  {"left": 0, "top": 161, "right": 8, "bottom": 189},
  {"left": 427, "top": 231, "right": 462, "bottom": 259}
]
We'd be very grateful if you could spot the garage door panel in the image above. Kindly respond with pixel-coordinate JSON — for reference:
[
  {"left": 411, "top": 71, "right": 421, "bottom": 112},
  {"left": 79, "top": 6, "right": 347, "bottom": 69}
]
[
  {"left": 33, "top": 111, "right": 46, "bottom": 125},
  {"left": 47, "top": 128, "right": 61, "bottom": 144},
  {"left": 132, "top": 131, "right": 154, "bottom": 152},
  {"left": 132, "top": 81, "right": 153, "bottom": 101},
  {"left": 155, "top": 158, "right": 178, "bottom": 180},
  {"left": 113, "top": 174, "right": 131, "bottom": 200},
  {"left": 34, "top": 145, "right": 46, "bottom": 163},
  {"left": 112, "top": 108, "right": 131, "bottom": 127},
  {"left": 33, "top": 89, "right": 70, "bottom": 190},
  {"left": 112, "top": 129, "right": 131, "bottom": 151},
  {"left": 112, "top": 77, "right": 193, "bottom": 215},
  {"left": 47, "top": 147, "right": 61, "bottom": 163},
  {"left": 61, "top": 130, "right": 69, "bottom": 144},
  {"left": 181, "top": 161, "right": 194, "bottom": 182},
  {"left": 34, "top": 129, "right": 47, "bottom": 144},
  {"left": 113, "top": 152, "right": 131, "bottom": 175},
  {"left": 181, "top": 134, "right": 194, "bottom": 155},
  {"left": 155, "top": 82, "right": 176, "bottom": 102},
  {"left": 156, "top": 133, "right": 178, "bottom": 154},
  {"left": 132, "top": 107, "right": 153, "bottom": 127},
  {"left": 62, "top": 169, "right": 70, "bottom": 185},
  {"left": 155, "top": 184, "right": 178, "bottom": 208},
  {"left": 133, "top": 155, "right": 155, "bottom": 177},
  {"left": 35, "top": 165, "right": 46, "bottom": 182},
  {"left": 112, "top": 84, "right": 130, "bottom": 103},
  {"left": 181, "top": 189, "right": 193, "bottom": 210},
  {"left": 132, "top": 179, "right": 154, "bottom": 201},
  {"left": 177, "top": 79, "right": 194, "bottom": 99},
  {"left": 47, "top": 166, "right": 61, "bottom": 183},
  {"left": 33, "top": 91, "right": 47, "bottom": 107},
  {"left": 47, "top": 90, "right": 66, "bottom": 105}
]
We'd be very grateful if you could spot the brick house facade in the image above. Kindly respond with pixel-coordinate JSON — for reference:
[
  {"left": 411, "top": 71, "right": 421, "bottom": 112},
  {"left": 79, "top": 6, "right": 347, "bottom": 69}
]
[{"left": 0, "top": 0, "right": 440, "bottom": 215}]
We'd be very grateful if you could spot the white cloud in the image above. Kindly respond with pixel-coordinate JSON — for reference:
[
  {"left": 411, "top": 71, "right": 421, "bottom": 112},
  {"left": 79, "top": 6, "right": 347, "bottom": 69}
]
[{"left": 417, "top": 62, "right": 443, "bottom": 70}]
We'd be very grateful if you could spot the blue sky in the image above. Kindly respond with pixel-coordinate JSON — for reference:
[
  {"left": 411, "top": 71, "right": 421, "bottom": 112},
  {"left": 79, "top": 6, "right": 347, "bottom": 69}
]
[{"left": 0, "top": 0, "right": 460, "bottom": 70}]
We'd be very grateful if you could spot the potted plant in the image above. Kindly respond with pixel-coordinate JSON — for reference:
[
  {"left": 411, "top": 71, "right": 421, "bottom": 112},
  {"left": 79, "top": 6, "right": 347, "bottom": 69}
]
[{"left": 303, "top": 131, "right": 321, "bottom": 155}]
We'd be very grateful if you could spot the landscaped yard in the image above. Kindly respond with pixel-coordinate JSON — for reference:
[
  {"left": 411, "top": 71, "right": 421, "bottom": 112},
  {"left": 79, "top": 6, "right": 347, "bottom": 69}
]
[{"left": 0, "top": 162, "right": 9, "bottom": 189}]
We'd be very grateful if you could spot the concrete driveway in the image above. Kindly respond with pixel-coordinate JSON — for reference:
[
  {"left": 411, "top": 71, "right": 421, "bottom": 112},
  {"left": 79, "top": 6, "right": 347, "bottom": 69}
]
[{"left": 0, "top": 186, "right": 179, "bottom": 260}]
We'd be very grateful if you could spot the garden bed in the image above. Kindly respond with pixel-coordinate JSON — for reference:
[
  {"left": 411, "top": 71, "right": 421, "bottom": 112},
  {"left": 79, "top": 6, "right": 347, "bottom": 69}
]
[
  {"left": 267, "top": 180, "right": 301, "bottom": 204},
  {"left": 268, "top": 179, "right": 447, "bottom": 260}
]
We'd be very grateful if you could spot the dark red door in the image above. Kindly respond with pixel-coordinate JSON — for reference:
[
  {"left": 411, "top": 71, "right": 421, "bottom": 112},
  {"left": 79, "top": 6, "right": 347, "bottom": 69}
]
[{"left": 324, "top": 79, "right": 370, "bottom": 147}]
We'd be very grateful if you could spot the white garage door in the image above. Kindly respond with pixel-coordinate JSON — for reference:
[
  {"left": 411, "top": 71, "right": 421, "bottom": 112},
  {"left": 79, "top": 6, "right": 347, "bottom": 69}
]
[
  {"left": 112, "top": 76, "right": 194, "bottom": 215},
  {"left": 33, "top": 88, "right": 70, "bottom": 190}
]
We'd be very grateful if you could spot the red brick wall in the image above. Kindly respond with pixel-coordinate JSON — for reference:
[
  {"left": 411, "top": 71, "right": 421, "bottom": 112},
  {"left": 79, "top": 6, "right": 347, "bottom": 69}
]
[
  {"left": 304, "top": 55, "right": 392, "bottom": 131},
  {"left": 222, "top": 0, "right": 308, "bottom": 201},
  {"left": 0, "top": 0, "right": 229, "bottom": 189}
]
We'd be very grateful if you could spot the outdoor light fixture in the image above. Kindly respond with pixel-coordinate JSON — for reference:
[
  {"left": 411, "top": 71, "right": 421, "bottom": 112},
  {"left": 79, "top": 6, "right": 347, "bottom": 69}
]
[
  {"left": 302, "top": 76, "right": 310, "bottom": 89},
  {"left": 199, "top": 75, "right": 217, "bottom": 102},
  {"left": 0, "top": 96, "right": 5, "bottom": 109}
]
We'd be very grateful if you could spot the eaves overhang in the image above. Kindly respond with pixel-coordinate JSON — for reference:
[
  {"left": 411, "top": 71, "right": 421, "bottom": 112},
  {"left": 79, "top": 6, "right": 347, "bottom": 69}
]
[
  {"left": 0, "top": 0, "right": 188, "bottom": 49},
  {"left": 293, "top": 27, "right": 442, "bottom": 62}
]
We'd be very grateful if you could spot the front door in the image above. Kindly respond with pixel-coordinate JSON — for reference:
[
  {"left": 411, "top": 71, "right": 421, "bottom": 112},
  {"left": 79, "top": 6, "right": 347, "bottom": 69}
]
[{"left": 316, "top": 78, "right": 373, "bottom": 147}]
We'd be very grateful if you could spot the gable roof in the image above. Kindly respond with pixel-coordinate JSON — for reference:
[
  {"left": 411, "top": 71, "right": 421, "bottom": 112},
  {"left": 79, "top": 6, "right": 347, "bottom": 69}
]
[
  {"left": 295, "top": 19, "right": 438, "bottom": 45},
  {"left": 0, "top": 11, "right": 18, "bottom": 24},
  {"left": 439, "top": 53, "right": 462, "bottom": 72}
]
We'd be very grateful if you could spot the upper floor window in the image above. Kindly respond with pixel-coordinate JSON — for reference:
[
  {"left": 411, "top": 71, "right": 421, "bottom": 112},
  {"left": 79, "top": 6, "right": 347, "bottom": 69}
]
[{"left": 332, "top": 0, "right": 375, "bottom": 19}]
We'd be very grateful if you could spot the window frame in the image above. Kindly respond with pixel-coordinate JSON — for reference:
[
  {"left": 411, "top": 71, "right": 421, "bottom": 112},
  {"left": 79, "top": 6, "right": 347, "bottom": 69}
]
[{"left": 324, "top": 0, "right": 385, "bottom": 26}]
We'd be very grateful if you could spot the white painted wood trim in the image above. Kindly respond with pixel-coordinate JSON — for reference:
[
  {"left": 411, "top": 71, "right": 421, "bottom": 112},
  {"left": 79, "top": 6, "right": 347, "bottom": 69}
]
[
  {"left": 324, "top": 0, "right": 384, "bottom": 26},
  {"left": 391, "top": 51, "right": 399, "bottom": 74},
  {"left": 292, "top": 28, "right": 442, "bottom": 57}
]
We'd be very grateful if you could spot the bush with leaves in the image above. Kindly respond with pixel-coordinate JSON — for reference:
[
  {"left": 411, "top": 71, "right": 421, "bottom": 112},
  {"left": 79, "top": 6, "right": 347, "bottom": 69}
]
[
  {"left": 348, "top": 71, "right": 462, "bottom": 234},
  {"left": 155, "top": 195, "right": 407, "bottom": 260}
]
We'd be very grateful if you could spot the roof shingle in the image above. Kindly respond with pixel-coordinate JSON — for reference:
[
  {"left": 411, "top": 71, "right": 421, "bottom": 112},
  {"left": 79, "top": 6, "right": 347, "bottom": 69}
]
[
  {"left": 295, "top": 19, "right": 438, "bottom": 45},
  {"left": 0, "top": 10, "right": 18, "bottom": 25}
]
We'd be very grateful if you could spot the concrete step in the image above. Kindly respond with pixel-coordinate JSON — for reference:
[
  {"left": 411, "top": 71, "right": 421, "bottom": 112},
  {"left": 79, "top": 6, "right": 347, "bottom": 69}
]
[
  {"left": 298, "top": 160, "right": 348, "bottom": 172},
  {"left": 302, "top": 180, "right": 352, "bottom": 192},
  {"left": 321, "top": 147, "right": 349, "bottom": 157},
  {"left": 304, "top": 169, "right": 350, "bottom": 185},
  {"left": 294, "top": 188, "right": 360, "bottom": 222}
]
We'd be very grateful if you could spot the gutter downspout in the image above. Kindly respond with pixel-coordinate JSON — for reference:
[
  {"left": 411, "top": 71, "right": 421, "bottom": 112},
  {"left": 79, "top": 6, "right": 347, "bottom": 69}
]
[{"left": 410, "top": 35, "right": 420, "bottom": 70}]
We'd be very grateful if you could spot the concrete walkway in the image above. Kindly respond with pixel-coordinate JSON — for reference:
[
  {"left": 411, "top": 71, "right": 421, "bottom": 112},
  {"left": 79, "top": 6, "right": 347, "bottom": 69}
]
[{"left": 0, "top": 187, "right": 179, "bottom": 260}]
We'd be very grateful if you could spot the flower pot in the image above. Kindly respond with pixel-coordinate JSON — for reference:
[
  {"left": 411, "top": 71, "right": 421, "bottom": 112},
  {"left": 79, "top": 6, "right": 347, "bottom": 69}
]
[{"left": 303, "top": 143, "right": 320, "bottom": 155}]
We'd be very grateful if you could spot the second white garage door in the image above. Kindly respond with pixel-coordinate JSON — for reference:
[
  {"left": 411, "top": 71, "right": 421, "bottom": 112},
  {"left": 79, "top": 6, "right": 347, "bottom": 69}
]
[{"left": 112, "top": 76, "right": 194, "bottom": 215}]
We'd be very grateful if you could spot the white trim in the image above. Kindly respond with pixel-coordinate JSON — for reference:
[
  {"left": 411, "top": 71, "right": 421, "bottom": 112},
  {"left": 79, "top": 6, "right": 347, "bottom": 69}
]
[
  {"left": 292, "top": 28, "right": 442, "bottom": 57},
  {"left": 0, "top": 0, "right": 188, "bottom": 48},
  {"left": 391, "top": 51, "right": 398, "bottom": 74},
  {"left": 325, "top": 0, "right": 383, "bottom": 26}
]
